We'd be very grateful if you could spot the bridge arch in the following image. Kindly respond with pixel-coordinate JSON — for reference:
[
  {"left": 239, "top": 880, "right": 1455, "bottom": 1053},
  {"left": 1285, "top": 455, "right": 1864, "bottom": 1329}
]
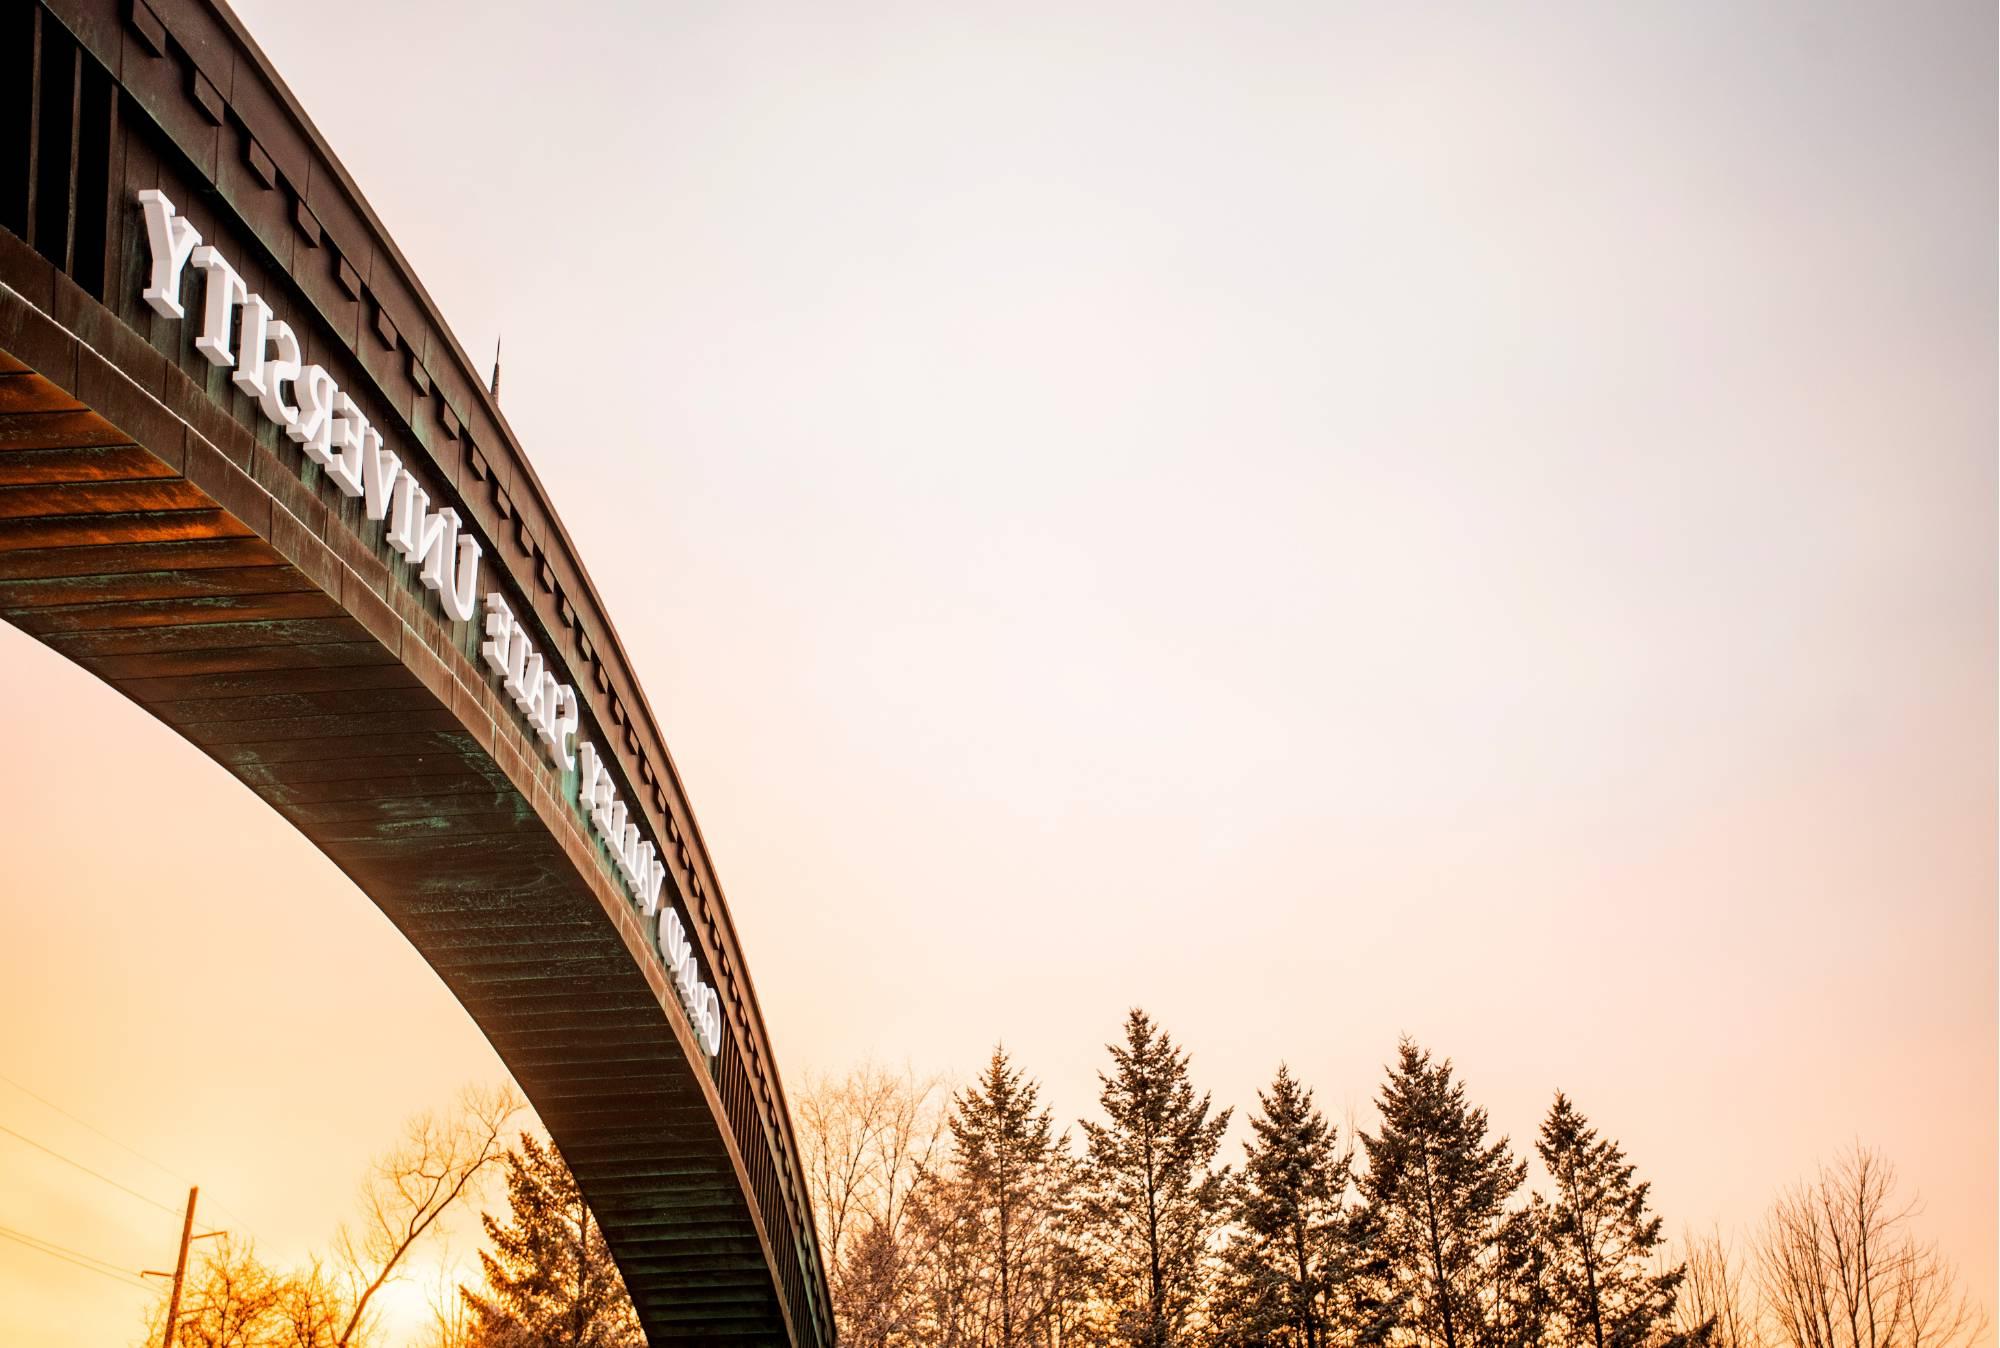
[{"left": 0, "top": 2, "right": 833, "bottom": 1342}]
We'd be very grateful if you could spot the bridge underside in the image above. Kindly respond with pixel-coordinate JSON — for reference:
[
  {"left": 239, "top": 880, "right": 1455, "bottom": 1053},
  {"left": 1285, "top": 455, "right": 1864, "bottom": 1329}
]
[{"left": 0, "top": 273, "right": 790, "bottom": 1343}]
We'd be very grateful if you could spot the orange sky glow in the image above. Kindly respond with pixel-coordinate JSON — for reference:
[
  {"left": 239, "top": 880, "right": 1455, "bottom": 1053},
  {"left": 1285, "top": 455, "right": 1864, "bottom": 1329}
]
[{"left": 0, "top": 2, "right": 1993, "bottom": 1346}]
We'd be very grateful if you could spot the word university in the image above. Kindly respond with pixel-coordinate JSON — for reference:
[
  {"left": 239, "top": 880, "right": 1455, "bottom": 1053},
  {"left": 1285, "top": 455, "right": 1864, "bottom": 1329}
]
[{"left": 136, "top": 189, "right": 724, "bottom": 1060}]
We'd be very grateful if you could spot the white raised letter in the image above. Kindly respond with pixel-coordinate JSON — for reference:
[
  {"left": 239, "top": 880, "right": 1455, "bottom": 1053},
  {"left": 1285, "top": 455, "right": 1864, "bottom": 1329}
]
[
  {"left": 551, "top": 687, "right": 579, "bottom": 771},
  {"left": 622, "top": 827, "right": 644, "bottom": 885},
  {"left": 231, "top": 295, "right": 272, "bottom": 399},
  {"left": 418, "top": 508, "right": 465, "bottom": 596},
  {"left": 588, "top": 760, "right": 615, "bottom": 826},
  {"left": 138, "top": 191, "right": 201, "bottom": 319},
  {"left": 534, "top": 670, "right": 561, "bottom": 746},
  {"left": 512, "top": 645, "right": 547, "bottom": 725},
  {"left": 658, "top": 910, "right": 685, "bottom": 966},
  {"left": 634, "top": 845, "right": 661, "bottom": 915},
  {"left": 702, "top": 987, "right": 722, "bottom": 1056},
  {"left": 439, "top": 533, "right": 481, "bottom": 624},
  {"left": 361, "top": 438, "right": 402, "bottom": 522},
  {"left": 620, "top": 823, "right": 642, "bottom": 885},
  {"left": 324, "top": 394, "right": 370, "bottom": 497},
  {"left": 290, "top": 365, "right": 337, "bottom": 459},
  {"left": 579, "top": 743, "right": 604, "bottom": 812},
  {"left": 258, "top": 320, "right": 302, "bottom": 430},
  {"left": 504, "top": 627, "right": 540, "bottom": 706},
  {"left": 387, "top": 476, "right": 446, "bottom": 569},
  {"left": 482, "top": 593, "right": 515, "bottom": 675},
  {"left": 190, "top": 247, "right": 248, "bottom": 366}
]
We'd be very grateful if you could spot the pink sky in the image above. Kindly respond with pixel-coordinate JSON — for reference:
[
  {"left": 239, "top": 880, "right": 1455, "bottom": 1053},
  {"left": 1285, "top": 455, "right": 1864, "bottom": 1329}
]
[{"left": 0, "top": 2, "right": 1992, "bottom": 1345}]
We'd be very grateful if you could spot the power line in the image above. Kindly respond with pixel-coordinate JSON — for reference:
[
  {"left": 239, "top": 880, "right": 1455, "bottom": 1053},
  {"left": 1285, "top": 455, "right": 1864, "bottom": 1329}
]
[
  {"left": 0, "top": 1068, "right": 191, "bottom": 1189},
  {"left": 0, "top": 1222, "right": 142, "bottom": 1281},
  {"left": 0, "top": 1069, "right": 254, "bottom": 1233},
  {"left": 0, "top": 1223, "right": 153, "bottom": 1292},
  {"left": 0, "top": 1121, "right": 183, "bottom": 1217}
]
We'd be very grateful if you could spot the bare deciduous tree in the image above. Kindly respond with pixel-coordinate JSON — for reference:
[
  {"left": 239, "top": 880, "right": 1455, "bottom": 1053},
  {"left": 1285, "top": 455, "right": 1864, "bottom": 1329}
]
[
  {"left": 1756, "top": 1146, "right": 1984, "bottom": 1348},
  {"left": 155, "top": 1235, "right": 280, "bottom": 1348},
  {"left": 142, "top": 1236, "right": 341, "bottom": 1348},
  {"left": 1672, "top": 1228, "right": 1760, "bottom": 1348},
  {"left": 272, "top": 1258, "right": 345, "bottom": 1347},
  {"left": 800, "top": 1064, "right": 947, "bottom": 1267},
  {"left": 333, "top": 1084, "right": 522, "bottom": 1347},
  {"left": 134, "top": 1088, "right": 521, "bottom": 1348},
  {"left": 796, "top": 1064, "right": 948, "bottom": 1345}
]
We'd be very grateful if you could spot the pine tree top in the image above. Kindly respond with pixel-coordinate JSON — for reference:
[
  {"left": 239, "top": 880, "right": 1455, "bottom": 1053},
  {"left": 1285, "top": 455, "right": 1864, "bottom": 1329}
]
[{"left": 951, "top": 1043, "right": 1057, "bottom": 1186}]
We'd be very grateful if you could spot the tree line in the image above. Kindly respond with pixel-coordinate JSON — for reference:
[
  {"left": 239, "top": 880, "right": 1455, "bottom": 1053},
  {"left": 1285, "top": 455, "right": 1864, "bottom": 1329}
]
[
  {"left": 799, "top": 1009, "right": 1986, "bottom": 1348},
  {"left": 134, "top": 1013, "right": 1986, "bottom": 1348}
]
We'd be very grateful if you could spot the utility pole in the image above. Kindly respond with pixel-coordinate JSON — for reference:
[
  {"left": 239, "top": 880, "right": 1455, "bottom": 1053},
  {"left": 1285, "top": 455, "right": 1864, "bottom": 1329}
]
[
  {"left": 155, "top": 1187, "right": 197, "bottom": 1348},
  {"left": 144, "top": 1187, "right": 223, "bottom": 1346}
]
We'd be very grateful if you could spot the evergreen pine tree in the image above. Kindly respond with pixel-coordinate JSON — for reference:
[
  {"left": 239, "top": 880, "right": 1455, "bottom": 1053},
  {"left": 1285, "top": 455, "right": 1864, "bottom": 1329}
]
[
  {"left": 1079, "top": 1009, "right": 1233, "bottom": 1348},
  {"left": 1043, "top": 1148, "right": 1115, "bottom": 1348},
  {"left": 1537, "top": 1092, "right": 1691, "bottom": 1348},
  {"left": 1483, "top": 1197, "right": 1549, "bottom": 1348},
  {"left": 950, "top": 1045, "right": 1063, "bottom": 1348},
  {"left": 463, "top": 1133, "right": 643, "bottom": 1348},
  {"left": 1359, "top": 1040, "right": 1527, "bottom": 1348},
  {"left": 1214, "top": 1065, "right": 1355, "bottom": 1348}
]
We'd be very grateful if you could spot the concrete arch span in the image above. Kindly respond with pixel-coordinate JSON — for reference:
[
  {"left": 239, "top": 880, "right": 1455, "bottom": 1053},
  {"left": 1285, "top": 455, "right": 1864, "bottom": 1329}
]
[{"left": 0, "top": 2, "right": 832, "bottom": 1342}]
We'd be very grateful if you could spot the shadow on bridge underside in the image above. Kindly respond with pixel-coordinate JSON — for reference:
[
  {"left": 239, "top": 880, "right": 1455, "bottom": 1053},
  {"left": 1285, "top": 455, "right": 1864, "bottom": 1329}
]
[
  {"left": 0, "top": 215, "right": 805, "bottom": 1348},
  {"left": 3, "top": 2, "right": 837, "bottom": 1334}
]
